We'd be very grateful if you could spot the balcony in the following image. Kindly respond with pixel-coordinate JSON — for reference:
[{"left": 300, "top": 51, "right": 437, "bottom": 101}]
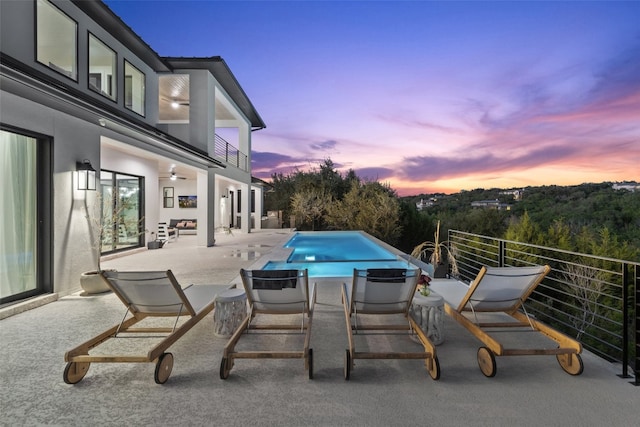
[{"left": 214, "top": 133, "right": 248, "bottom": 171}]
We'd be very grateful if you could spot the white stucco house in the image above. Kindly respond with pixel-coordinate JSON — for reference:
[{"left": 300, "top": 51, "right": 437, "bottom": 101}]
[{"left": 1, "top": 0, "right": 267, "bottom": 304}]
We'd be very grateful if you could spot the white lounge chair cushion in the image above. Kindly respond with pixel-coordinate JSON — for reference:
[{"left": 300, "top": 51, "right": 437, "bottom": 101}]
[{"left": 430, "top": 266, "right": 548, "bottom": 312}]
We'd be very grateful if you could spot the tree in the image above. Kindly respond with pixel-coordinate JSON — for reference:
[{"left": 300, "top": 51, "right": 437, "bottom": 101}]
[
  {"left": 396, "top": 200, "right": 435, "bottom": 253},
  {"left": 326, "top": 181, "right": 401, "bottom": 244},
  {"left": 504, "top": 211, "right": 541, "bottom": 245},
  {"left": 290, "top": 188, "right": 332, "bottom": 230}
]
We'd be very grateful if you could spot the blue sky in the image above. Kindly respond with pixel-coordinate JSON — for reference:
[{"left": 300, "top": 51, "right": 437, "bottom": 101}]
[{"left": 104, "top": 0, "right": 640, "bottom": 195}]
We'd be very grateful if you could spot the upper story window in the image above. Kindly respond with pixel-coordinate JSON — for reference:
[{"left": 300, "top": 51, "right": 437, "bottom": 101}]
[
  {"left": 124, "top": 61, "right": 145, "bottom": 116},
  {"left": 36, "top": 0, "right": 77, "bottom": 80},
  {"left": 89, "top": 33, "right": 116, "bottom": 101}
]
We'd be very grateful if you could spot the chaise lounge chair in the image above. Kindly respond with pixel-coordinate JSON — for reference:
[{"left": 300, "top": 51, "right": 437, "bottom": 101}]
[
  {"left": 64, "top": 270, "right": 220, "bottom": 384},
  {"left": 429, "top": 265, "right": 583, "bottom": 377},
  {"left": 220, "top": 269, "right": 315, "bottom": 379},
  {"left": 341, "top": 268, "right": 440, "bottom": 380}
]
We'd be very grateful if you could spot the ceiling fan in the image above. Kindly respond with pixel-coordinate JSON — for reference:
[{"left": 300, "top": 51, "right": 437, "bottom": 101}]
[
  {"left": 161, "top": 96, "right": 189, "bottom": 109},
  {"left": 161, "top": 169, "right": 187, "bottom": 181}
]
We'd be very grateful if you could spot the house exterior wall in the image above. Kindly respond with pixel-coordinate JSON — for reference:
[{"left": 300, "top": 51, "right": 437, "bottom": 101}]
[{"left": 1, "top": 0, "right": 263, "bottom": 300}]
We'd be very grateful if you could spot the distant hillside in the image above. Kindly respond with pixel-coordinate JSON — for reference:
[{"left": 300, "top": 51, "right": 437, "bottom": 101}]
[{"left": 401, "top": 182, "right": 640, "bottom": 257}]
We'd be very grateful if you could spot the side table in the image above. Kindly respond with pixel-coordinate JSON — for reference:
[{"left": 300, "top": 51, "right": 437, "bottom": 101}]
[
  {"left": 213, "top": 288, "right": 247, "bottom": 337},
  {"left": 410, "top": 292, "right": 445, "bottom": 345}
]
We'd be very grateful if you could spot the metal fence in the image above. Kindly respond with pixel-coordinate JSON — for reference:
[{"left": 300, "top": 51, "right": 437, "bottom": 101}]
[
  {"left": 446, "top": 229, "right": 638, "bottom": 386},
  {"left": 213, "top": 134, "right": 248, "bottom": 171}
]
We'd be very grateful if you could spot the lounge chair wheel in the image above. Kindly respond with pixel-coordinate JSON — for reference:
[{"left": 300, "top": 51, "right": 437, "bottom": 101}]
[
  {"left": 477, "top": 347, "right": 496, "bottom": 378},
  {"left": 344, "top": 349, "right": 351, "bottom": 381},
  {"left": 154, "top": 352, "right": 173, "bottom": 384},
  {"left": 556, "top": 353, "right": 583, "bottom": 376},
  {"left": 220, "top": 357, "right": 231, "bottom": 380},
  {"left": 308, "top": 348, "right": 314, "bottom": 380},
  {"left": 426, "top": 355, "right": 441, "bottom": 380},
  {"left": 63, "top": 361, "right": 90, "bottom": 384}
]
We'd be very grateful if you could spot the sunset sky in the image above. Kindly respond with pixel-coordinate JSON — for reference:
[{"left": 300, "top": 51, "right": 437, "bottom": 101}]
[{"left": 104, "top": 0, "right": 640, "bottom": 196}]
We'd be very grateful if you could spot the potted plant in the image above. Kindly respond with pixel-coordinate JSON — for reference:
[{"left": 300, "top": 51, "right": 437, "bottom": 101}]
[
  {"left": 410, "top": 220, "right": 459, "bottom": 278},
  {"left": 416, "top": 273, "right": 432, "bottom": 296},
  {"left": 146, "top": 231, "right": 164, "bottom": 249}
]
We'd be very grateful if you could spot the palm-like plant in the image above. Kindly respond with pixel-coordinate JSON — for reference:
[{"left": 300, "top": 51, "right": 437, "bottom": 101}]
[{"left": 410, "top": 220, "right": 458, "bottom": 277}]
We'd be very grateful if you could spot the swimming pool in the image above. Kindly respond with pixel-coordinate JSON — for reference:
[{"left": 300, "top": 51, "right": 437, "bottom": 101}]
[{"left": 263, "top": 231, "right": 414, "bottom": 277}]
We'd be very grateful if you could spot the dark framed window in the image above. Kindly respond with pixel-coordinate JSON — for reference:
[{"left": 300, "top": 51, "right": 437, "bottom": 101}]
[
  {"left": 124, "top": 61, "right": 145, "bottom": 116},
  {"left": 163, "top": 187, "right": 174, "bottom": 208},
  {"left": 36, "top": 0, "right": 77, "bottom": 80},
  {"left": 89, "top": 33, "right": 116, "bottom": 100}
]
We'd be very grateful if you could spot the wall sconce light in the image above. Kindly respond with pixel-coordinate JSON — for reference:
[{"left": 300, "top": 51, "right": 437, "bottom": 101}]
[{"left": 76, "top": 159, "right": 97, "bottom": 191}]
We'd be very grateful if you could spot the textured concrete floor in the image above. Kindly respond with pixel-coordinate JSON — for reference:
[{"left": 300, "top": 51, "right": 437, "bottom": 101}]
[{"left": 1, "top": 230, "right": 638, "bottom": 426}]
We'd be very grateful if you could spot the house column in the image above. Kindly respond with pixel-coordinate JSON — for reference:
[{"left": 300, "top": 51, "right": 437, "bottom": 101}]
[
  {"left": 253, "top": 186, "right": 263, "bottom": 230},
  {"left": 241, "top": 181, "right": 251, "bottom": 233},
  {"left": 197, "top": 169, "right": 216, "bottom": 247}
]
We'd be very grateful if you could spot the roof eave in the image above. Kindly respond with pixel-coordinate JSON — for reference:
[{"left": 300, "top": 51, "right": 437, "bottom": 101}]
[{"left": 72, "top": 1, "right": 171, "bottom": 72}]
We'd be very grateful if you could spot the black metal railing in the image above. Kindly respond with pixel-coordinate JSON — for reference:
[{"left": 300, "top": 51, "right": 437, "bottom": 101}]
[
  {"left": 446, "top": 229, "right": 638, "bottom": 386},
  {"left": 214, "top": 134, "right": 248, "bottom": 171}
]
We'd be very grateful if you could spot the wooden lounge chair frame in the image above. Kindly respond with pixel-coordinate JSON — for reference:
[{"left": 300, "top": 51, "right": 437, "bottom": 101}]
[
  {"left": 429, "top": 265, "right": 583, "bottom": 377},
  {"left": 220, "top": 269, "right": 315, "bottom": 379},
  {"left": 341, "top": 268, "right": 440, "bottom": 380},
  {"left": 64, "top": 270, "right": 219, "bottom": 384}
]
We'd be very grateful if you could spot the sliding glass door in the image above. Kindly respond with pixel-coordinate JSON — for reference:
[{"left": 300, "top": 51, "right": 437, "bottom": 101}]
[
  {"left": 0, "top": 128, "right": 51, "bottom": 304},
  {"left": 99, "top": 170, "right": 144, "bottom": 254}
]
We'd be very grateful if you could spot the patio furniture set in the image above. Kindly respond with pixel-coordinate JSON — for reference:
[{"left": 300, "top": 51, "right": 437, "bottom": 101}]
[{"left": 63, "top": 264, "right": 583, "bottom": 384}]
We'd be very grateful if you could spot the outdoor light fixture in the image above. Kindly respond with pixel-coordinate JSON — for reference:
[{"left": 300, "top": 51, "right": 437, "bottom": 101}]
[
  {"left": 77, "top": 159, "right": 97, "bottom": 190},
  {"left": 171, "top": 101, "right": 180, "bottom": 109},
  {"left": 170, "top": 171, "right": 177, "bottom": 181}
]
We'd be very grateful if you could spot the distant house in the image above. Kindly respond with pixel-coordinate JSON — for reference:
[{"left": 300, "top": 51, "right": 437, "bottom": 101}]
[
  {"left": 471, "top": 199, "right": 511, "bottom": 210},
  {"left": 499, "top": 188, "right": 525, "bottom": 200},
  {"left": 612, "top": 182, "right": 639, "bottom": 192},
  {"left": 416, "top": 198, "right": 437, "bottom": 210}
]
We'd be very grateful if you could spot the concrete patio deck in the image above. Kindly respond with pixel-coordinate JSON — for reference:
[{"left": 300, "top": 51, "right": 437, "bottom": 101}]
[{"left": 1, "top": 229, "right": 637, "bottom": 426}]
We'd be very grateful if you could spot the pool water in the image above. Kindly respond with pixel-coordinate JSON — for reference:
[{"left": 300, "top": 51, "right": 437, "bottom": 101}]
[{"left": 263, "top": 231, "right": 413, "bottom": 277}]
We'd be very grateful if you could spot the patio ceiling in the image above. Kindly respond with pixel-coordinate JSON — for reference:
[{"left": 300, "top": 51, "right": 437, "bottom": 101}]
[{"left": 159, "top": 74, "right": 235, "bottom": 122}]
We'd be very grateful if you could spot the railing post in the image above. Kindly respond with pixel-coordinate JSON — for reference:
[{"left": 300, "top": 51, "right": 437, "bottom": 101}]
[
  {"left": 620, "top": 263, "right": 630, "bottom": 379},
  {"left": 634, "top": 263, "right": 639, "bottom": 386},
  {"left": 498, "top": 240, "right": 505, "bottom": 267}
]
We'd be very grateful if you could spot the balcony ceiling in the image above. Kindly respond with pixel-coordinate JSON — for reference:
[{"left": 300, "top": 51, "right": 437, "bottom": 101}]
[{"left": 159, "top": 74, "right": 235, "bottom": 122}]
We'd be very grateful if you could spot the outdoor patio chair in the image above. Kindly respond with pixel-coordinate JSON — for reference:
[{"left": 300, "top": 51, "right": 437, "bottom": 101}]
[
  {"left": 220, "top": 269, "right": 315, "bottom": 379},
  {"left": 341, "top": 268, "right": 440, "bottom": 380},
  {"left": 64, "top": 270, "right": 219, "bottom": 384},
  {"left": 157, "top": 222, "right": 177, "bottom": 243},
  {"left": 429, "top": 265, "right": 583, "bottom": 377}
]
